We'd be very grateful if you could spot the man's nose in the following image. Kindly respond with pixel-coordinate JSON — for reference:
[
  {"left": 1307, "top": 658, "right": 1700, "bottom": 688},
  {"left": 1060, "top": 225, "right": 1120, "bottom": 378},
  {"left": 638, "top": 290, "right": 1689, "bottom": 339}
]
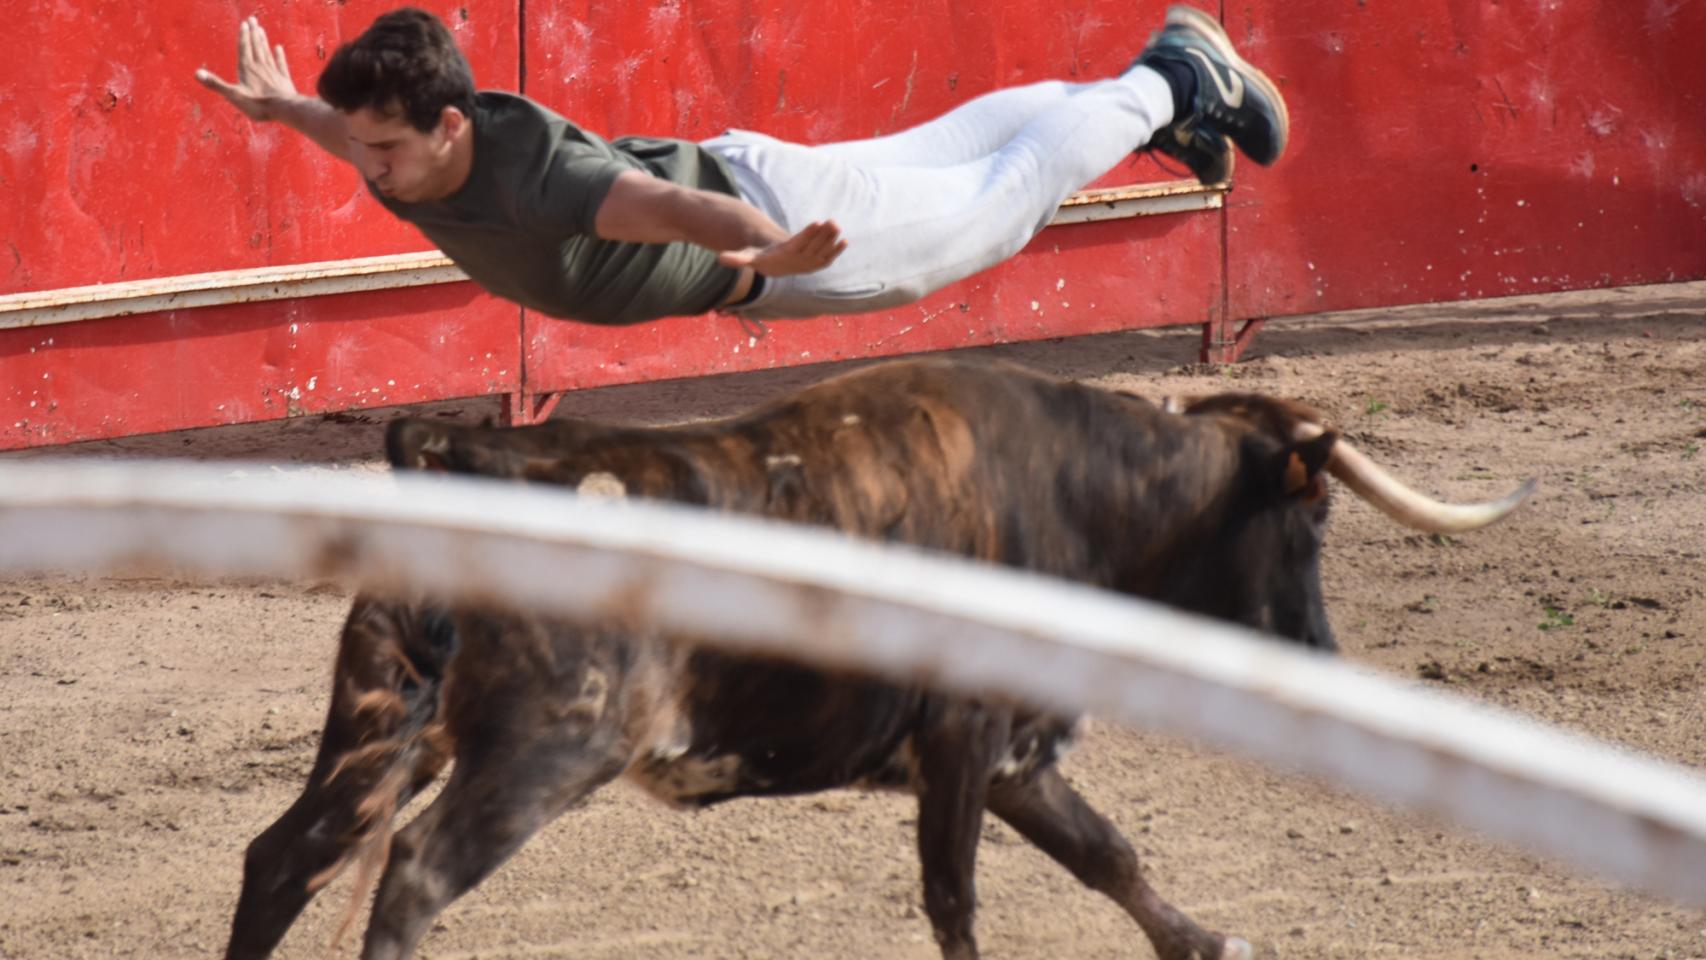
[{"left": 356, "top": 151, "right": 385, "bottom": 181}]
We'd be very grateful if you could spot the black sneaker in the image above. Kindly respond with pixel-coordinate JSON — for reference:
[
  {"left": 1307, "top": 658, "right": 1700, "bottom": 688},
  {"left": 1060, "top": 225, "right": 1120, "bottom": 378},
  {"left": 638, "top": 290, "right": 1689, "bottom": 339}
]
[
  {"left": 1148, "top": 121, "right": 1231, "bottom": 185},
  {"left": 1136, "top": 5, "right": 1289, "bottom": 177}
]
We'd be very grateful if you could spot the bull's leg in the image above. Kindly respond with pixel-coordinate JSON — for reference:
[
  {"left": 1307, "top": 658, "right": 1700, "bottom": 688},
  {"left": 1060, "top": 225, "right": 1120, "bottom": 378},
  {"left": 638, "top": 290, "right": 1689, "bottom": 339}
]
[
  {"left": 226, "top": 600, "right": 452, "bottom": 960},
  {"left": 224, "top": 783, "right": 347, "bottom": 959},
  {"left": 225, "top": 748, "right": 443, "bottom": 960},
  {"left": 911, "top": 706, "right": 1009, "bottom": 960},
  {"left": 358, "top": 731, "right": 629, "bottom": 960},
  {"left": 986, "top": 767, "right": 1252, "bottom": 960}
]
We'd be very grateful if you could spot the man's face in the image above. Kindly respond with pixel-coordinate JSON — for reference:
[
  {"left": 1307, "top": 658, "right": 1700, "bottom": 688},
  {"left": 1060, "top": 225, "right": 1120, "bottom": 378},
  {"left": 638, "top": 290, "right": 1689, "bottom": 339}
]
[{"left": 346, "top": 106, "right": 456, "bottom": 203}]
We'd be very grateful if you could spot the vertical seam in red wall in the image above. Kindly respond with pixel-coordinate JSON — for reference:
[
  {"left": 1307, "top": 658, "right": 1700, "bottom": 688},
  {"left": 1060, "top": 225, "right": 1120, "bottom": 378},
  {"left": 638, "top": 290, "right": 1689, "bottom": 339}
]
[
  {"left": 1219, "top": 203, "right": 1230, "bottom": 349},
  {"left": 1218, "top": 1, "right": 1232, "bottom": 350},
  {"left": 516, "top": 0, "right": 532, "bottom": 404},
  {"left": 516, "top": 0, "right": 528, "bottom": 93}
]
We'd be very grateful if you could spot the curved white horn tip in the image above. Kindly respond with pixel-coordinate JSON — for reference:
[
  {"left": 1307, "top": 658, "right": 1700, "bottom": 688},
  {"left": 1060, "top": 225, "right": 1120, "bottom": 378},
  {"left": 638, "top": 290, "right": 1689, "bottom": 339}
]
[{"left": 1505, "top": 477, "right": 1541, "bottom": 509}]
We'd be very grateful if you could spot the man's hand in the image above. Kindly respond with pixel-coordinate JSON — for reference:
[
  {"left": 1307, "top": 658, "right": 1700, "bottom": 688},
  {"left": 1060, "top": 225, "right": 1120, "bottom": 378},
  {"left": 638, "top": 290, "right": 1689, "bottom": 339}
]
[
  {"left": 718, "top": 221, "right": 847, "bottom": 277},
  {"left": 195, "top": 16, "right": 299, "bottom": 122}
]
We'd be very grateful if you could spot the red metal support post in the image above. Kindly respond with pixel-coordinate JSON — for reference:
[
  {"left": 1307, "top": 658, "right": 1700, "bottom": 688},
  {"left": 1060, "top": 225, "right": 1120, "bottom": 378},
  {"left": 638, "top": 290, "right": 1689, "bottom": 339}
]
[{"left": 500, "top": 390, "right": 564, "bottom": 427}]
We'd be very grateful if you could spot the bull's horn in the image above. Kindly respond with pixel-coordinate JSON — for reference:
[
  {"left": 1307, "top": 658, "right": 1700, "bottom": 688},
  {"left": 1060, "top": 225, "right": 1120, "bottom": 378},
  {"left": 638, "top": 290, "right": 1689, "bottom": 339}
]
[{"left": 1295, "top": 423, "right": 1537, "bottom": 533}]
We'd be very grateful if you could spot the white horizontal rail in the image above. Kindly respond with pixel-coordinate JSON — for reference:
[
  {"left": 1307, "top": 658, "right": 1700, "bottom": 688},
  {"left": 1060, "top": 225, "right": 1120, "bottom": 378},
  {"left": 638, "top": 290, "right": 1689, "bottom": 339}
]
[
  {"left": 0, "top": 180, "right": 1223, "bottom": 330},
  {"left": 0, "top": 458, "right": 1699, "bottom": 905}
]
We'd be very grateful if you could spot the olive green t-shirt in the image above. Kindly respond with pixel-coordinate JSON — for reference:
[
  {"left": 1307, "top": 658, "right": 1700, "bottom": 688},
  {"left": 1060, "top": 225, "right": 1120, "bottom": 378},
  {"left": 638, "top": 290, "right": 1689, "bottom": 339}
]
[{"left": 371, "top": 92, "right": 742, "bottom": 325}]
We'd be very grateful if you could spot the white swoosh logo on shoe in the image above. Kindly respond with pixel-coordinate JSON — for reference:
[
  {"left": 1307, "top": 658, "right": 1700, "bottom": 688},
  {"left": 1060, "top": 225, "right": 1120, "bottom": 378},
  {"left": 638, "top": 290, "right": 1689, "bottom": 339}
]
[{"left": 1185, "top": 48, "right": 1244, "bottom": 108}]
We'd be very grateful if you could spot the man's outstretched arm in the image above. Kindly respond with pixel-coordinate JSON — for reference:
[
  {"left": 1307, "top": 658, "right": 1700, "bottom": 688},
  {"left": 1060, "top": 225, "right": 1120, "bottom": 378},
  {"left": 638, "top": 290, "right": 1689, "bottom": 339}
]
[
  {"left": 595, "top": 170, "right": 847, "bottom": 278},
  {"left": 196, "top": 16, "right": 353, "bottom": 164}
]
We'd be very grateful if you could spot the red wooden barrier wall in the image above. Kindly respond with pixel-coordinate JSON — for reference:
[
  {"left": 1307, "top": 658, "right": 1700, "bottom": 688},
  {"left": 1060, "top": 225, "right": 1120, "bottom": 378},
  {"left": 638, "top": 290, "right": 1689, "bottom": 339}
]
[
  {"left": 3, "top": 1, "right": 1702, "bottom": 449},
  {"left": 1225, "top": 0, "right": 1706, "bottom": 320},
  {"left": 2, "top": 0, "right": 524, "bottom": 444}
]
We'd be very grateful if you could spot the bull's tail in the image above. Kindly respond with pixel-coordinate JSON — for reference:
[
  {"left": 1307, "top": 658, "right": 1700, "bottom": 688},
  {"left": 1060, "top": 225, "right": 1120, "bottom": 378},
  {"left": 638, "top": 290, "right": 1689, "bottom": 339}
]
[
  {"left": 227, "top": 596, "right": 460, "bottom": 960},
  {"left": 309, "top": 598, "right": 459, "bottom": 954}
]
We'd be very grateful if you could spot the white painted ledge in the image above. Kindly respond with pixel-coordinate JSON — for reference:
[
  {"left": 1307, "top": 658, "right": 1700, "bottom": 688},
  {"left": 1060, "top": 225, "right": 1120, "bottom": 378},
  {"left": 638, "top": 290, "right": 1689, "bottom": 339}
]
[{"left": 0, "top": 252, "right": 467, "bottom": 330}]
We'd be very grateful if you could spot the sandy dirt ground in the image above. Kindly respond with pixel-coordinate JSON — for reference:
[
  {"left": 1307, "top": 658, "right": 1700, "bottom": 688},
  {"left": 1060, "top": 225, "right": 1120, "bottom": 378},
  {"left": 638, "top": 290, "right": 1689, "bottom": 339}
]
[{"left": 2, "top": 281, "right": 1704, "bottom": 959}]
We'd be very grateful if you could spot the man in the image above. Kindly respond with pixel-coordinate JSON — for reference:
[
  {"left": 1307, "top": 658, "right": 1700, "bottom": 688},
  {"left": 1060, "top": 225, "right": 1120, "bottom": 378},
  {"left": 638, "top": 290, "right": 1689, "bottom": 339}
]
[{"left": 196, "top": 6, "right": 1286, "bottom": 324}]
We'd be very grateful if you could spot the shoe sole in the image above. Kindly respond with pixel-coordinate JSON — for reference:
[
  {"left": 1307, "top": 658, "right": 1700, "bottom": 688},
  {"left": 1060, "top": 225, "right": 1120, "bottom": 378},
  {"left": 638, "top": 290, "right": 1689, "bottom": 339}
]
[{"left": 1164, "top": 4, "right": 1289, "bottom": 163}]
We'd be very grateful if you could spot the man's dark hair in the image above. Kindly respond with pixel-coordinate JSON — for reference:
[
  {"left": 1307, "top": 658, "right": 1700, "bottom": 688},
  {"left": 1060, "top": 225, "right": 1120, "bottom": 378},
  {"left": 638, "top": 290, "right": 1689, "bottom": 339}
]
[{"left": 317, "top": 8, "right": 477, "bottom": 131}]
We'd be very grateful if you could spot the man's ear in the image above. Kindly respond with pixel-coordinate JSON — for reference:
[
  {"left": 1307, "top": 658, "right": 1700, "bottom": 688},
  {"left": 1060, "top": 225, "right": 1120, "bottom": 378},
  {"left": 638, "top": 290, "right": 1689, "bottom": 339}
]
[
  {"left": 438, "top": 104, "right": 468, "bottom": 140},
  {"left": 1281, "top": 431, "right": 1337, "bottom": 502}
]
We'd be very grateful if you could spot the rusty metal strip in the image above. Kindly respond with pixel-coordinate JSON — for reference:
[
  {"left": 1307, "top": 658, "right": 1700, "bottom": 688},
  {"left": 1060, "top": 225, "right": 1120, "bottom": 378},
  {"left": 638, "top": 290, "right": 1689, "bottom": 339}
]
[
  {"left": 1056, "top": 177, "right": 1228, "bottom": 207},
  {"left": 1049, "top": 178, "right": 1228, "bottom": 225},
  {"left": 1049, "top": 188, "right": 1224, "bottom": 225},
  {"left": 0, "top": 180, "right": 1226, "bottom": 330}
]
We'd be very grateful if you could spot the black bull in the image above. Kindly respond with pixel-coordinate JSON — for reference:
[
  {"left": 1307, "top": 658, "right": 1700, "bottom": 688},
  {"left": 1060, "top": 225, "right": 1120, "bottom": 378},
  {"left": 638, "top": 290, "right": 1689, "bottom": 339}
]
[{"left": 225, "top": 357, "right": 1530, "bottom": 960}]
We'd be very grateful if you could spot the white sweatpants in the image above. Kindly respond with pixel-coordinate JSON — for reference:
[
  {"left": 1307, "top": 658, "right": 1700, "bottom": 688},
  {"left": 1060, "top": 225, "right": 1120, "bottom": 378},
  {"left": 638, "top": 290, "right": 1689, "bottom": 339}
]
[{"left": 700, "top": 66, "right": 1174, "bottom": 320}]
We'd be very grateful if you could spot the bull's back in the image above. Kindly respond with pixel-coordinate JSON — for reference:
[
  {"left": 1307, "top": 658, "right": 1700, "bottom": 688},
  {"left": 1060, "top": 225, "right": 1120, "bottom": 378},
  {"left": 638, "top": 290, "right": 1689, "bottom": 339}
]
[{"left": 714, "top": 360, "right": 1155, "bottom": 573}]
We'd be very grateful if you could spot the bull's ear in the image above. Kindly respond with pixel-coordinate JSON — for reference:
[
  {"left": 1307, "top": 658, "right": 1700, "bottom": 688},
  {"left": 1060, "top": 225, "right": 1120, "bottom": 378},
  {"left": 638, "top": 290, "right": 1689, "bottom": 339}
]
[
  {"left": 385, "top": 418, "right": 453, "bottom": 472},
  {"left": 1281, "top": 431, "right": 1337, "bottom": 502}
]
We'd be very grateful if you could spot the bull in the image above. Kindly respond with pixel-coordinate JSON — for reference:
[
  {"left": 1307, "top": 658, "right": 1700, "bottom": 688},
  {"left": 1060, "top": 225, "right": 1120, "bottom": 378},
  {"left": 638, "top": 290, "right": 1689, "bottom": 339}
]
[{"left": 224, "top": 357, "right": 1532, "bottom": 960}]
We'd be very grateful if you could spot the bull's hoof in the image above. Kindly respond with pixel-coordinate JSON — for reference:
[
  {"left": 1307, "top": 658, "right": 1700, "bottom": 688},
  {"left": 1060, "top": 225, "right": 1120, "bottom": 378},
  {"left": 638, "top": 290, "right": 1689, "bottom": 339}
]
[{"left": 1218, "top": 936, "right": 1255, "bottom": 960}]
